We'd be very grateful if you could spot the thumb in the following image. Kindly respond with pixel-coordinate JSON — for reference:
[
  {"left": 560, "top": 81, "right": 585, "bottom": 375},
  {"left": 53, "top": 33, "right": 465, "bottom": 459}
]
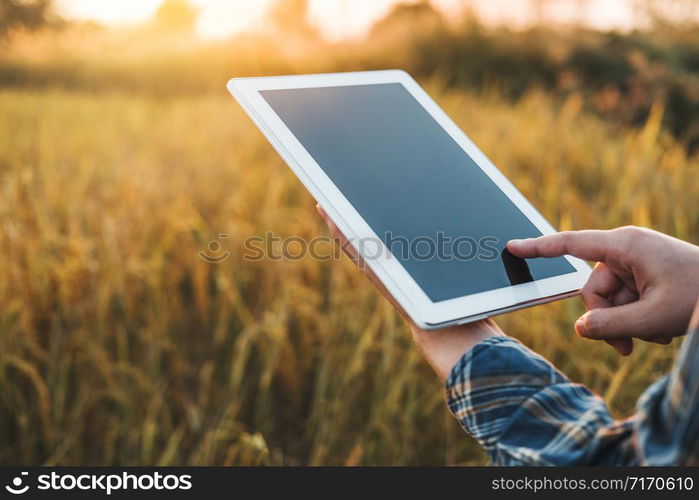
[
  {"left": 576, "top": 299, "right": 660, "bottom": 340},
  {"left": 604, "top": 338, "right": 634, "bottom": 356}
]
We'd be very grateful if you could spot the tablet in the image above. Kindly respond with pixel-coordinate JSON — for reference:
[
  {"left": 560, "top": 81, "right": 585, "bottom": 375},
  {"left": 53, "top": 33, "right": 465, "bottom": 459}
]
[{"left": 227, "top": 70, "right": 591, "bottom": 329}]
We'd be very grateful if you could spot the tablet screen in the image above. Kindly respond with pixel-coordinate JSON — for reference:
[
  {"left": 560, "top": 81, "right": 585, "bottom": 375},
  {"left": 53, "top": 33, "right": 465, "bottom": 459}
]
[{"left": 261, "top": 83, "right": 575, "bottom": 302}]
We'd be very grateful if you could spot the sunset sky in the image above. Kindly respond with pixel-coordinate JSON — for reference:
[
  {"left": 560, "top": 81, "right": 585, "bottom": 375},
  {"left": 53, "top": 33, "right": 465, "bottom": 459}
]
[{"left": 55, "top": 0, "right": 641, "bottom": 40}]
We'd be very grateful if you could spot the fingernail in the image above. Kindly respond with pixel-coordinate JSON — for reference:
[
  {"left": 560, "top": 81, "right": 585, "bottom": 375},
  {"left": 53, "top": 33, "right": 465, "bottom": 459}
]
[
  {"left": 575, "top": 314, "right": 589, "bottom": 337},
  {"left": 507, "top": 239, "right": 529, "bottom": 250}
]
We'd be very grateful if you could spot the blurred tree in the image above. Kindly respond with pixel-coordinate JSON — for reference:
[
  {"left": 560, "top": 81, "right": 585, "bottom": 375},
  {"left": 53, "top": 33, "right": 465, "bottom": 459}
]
[
  {"left": 634, "top": 0, "right": 699, "bottom": 27},
  {"left": 267, "top": 0, "right": 316, "bottom": 39},
  {"left": 369, "top": 1, "right": 445, "bottom": 39},
  {"left": 152, "top": 0, "right": 198, "bottom": 34},
  {"left": 0, "top": 0, "right": 52, "bottom": 37}
]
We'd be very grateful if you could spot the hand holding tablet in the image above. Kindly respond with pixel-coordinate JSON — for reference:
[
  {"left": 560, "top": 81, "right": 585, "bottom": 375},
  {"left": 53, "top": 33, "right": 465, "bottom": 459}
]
[
  {"left": 315, "top": 203, "right": 503, "bottom": 381},
  {"left": 228, "top": 70, "right": 591, "bottom": 329}
]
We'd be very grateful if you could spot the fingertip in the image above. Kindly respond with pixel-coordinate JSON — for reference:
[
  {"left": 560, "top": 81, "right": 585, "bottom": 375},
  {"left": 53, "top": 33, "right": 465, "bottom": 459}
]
[
  {"left": 617, "top": 339, "right": 634, "bottom": 356},
  {"left": 316, "top": 205, "right": 331, "bottom": 225},
  {"left": 574, "top": 314, "right": 589, "bottom": 338},
  {"left": 506, "top": 238, "right": 530, "bottom": 255}
]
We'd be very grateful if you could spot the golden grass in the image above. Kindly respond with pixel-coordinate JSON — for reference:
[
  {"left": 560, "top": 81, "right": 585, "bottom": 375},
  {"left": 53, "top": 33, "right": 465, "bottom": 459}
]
[{"left": 0, "top": 81, "right": 695, "bottom": 465}]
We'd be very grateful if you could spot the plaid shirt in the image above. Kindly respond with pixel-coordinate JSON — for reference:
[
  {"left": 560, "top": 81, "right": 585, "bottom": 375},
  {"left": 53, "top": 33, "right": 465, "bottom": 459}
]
[{"left": 445, "top": 306, "right": 699, "bottom": 466}]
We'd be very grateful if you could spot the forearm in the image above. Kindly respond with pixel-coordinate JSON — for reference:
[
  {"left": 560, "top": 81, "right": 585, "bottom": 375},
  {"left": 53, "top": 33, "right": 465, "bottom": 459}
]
[
  {"left": 444, "top": 336, "right": 636, "bottom": 465},
  {"left": 635, "top": 301, "right": 699, "bottom": 465},
  {"left": 438, "top": 303, "right": 699, "bottom": 465}
]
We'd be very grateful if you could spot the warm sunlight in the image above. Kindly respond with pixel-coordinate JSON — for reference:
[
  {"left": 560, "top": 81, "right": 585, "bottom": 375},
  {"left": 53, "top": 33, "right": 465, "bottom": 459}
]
[
  {"left": 55, "top": 0, "right": 273, "bottom": 38},
  {"left": 55, "top": 0, "right": 640, "bottom": 40}
]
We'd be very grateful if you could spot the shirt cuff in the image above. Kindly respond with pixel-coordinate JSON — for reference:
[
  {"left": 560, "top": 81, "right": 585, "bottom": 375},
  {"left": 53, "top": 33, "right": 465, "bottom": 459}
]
[{"left": 444, "top": 336, "right": 570, "bottom": 451}]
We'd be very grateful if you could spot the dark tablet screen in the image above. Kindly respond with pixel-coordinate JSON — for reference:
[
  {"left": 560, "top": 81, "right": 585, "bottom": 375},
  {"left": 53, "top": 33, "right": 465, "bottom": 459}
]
[{"left": 261, "top": 83, "right": 575, "bottom": 302}]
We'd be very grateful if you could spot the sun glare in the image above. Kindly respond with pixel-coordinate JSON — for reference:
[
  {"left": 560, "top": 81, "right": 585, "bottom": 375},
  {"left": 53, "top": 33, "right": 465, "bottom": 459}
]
[
  {"left": 55, "top": 0, "right": 639, "bottom": 40},
  {"left": 55, "top": 0, "right": 274, "bottom": 38}
]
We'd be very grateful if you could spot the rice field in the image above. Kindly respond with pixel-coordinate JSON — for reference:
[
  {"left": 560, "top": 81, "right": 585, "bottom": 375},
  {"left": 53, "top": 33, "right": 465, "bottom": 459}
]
[{"left": 0, "top": 69, "right": 696, "bottom": 464}]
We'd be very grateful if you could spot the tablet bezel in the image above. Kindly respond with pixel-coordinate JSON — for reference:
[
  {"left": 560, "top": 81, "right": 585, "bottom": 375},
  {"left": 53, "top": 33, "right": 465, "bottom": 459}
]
[{"left": 228, "top": 70, "right": 591, "bottom": 329}]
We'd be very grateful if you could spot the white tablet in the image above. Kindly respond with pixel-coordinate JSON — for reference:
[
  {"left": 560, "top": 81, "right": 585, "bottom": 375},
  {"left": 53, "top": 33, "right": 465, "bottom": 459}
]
[{"left": 227, "top": 70, "right": 591, "bottom": 329}]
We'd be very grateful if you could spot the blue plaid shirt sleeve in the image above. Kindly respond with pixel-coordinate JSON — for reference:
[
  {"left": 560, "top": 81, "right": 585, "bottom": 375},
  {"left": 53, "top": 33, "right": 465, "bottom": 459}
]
[{"left": 445, "top": 319, "right": 699, "bottom": 466}]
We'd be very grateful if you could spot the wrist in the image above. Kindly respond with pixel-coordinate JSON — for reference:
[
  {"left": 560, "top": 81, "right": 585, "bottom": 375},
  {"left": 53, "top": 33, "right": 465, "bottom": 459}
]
[{"left": 410, "top": 319, "right": 504, "bottom": 382}]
